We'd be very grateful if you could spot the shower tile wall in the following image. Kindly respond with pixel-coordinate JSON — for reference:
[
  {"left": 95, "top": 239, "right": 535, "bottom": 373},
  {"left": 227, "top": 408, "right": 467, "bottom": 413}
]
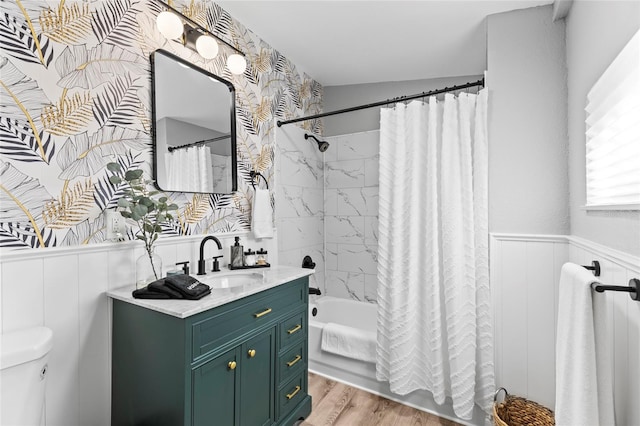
[
  {"left": 275, "top": 126, "right": 326, "bottom": 294},
  {"left": 325, "top": 131, "right": 379, "bottom": 302}
]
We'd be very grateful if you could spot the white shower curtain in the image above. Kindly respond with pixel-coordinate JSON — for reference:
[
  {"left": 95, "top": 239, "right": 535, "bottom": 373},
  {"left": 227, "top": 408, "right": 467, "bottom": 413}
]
[
  {"left": 376, "top": 89, "right": 494, "bottom": 420},
  {"left": 165, "top": 145, "right": 214, "bottom": 192}
]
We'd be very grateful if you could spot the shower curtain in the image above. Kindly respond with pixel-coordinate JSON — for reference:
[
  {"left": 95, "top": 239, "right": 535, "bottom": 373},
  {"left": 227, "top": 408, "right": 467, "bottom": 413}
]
[
  {"left": 376, "top": 89, "right": 494, "bottom": 420},
  {"left": 165, "top": 145, "right": 214, "bottom": 192}
]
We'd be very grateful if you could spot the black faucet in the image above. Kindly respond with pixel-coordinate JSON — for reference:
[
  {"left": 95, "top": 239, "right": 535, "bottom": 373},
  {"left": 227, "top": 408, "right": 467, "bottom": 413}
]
[
  {"left": 309, "top": 287, "right": 322, "bottom": 295},
  {"left": 198, "top": 235, "right": 223, "bottom": 275}
]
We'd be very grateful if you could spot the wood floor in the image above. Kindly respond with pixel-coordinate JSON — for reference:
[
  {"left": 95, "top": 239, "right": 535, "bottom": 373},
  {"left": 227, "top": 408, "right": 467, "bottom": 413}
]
[{"left": 302, "top": 373, "right": 462, "bottom": 426}]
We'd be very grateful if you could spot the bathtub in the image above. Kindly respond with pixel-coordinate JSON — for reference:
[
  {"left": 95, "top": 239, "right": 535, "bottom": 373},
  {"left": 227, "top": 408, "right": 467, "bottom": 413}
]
[{"left": 307, "top": 296, "right": 483, "bottom": 426}]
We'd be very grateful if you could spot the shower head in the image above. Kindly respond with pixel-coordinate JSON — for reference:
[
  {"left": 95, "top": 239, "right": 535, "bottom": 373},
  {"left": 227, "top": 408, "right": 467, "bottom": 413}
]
[{"left": 304, "top": 133, "right": 330, "bottom": 152}]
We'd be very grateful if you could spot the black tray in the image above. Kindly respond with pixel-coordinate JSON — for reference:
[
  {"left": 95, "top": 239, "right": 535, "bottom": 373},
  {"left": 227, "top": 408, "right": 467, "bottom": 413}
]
[{"left": 228, "top": 263, "right": 270, "bottom": 270}]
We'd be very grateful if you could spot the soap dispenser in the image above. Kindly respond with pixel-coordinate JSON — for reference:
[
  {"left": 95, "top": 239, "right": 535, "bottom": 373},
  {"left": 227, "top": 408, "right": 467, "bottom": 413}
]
[{"left": 230, "top": 236, "right": 244, "bottom": 268}]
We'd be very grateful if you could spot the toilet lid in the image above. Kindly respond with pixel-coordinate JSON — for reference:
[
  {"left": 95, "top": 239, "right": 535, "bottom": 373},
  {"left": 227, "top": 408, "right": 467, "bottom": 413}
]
[{"left": 0, "top": 327, "right": 53, "bottom": 370}]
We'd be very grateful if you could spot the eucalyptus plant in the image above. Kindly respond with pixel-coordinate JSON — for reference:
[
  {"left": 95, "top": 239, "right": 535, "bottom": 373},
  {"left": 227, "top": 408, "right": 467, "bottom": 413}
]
[{"left": 107, "top": 162, "right": 178, "bottom": 280}]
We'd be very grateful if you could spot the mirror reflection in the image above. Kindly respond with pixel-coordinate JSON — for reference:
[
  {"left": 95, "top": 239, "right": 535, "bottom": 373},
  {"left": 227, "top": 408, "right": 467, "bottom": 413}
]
[{"left": 152, "top": 49, "right": 237, "bottom": 193}]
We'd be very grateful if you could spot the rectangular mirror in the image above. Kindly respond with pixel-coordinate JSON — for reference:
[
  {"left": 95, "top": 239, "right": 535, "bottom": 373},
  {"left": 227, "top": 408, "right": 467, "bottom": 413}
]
[{"left": 151, "top": 49, "right": 237, "bottom": 193}]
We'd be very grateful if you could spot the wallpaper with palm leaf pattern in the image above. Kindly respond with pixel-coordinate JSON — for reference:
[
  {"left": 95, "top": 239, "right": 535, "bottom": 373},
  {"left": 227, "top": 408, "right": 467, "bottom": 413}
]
[{"left": 0, "top": 0, "right": 323, "bottom": 250}]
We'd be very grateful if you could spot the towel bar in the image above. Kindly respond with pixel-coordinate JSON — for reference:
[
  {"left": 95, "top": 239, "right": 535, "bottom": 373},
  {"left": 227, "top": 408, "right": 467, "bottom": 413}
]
[
  {"left": 582, "top": 260, "right": 601, "bottom": 276},
  {"left": 249, "top": 170, "right": 269, "bottom": 190},
  {"left": 593, "top": 278, "right": 639, "bottom": 301}
]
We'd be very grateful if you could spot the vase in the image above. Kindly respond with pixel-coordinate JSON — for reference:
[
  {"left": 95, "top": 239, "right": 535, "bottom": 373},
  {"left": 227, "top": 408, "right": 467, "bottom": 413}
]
[{"left": 135, "top": 248, "right": 162, "bottom": 289}]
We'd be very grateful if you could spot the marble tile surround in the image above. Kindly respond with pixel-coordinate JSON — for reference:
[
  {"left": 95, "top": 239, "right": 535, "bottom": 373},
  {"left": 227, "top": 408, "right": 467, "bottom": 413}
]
[
  {"left": 325, "top": 130, "right": 380, "bottom": 303},
  {"left": 275, "top": 126, "right": 326, "bottom": 296}
]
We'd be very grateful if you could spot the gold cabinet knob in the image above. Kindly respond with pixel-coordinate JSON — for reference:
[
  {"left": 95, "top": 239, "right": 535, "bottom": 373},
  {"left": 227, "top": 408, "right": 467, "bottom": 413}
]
[
  {"left": 248, "top": 349, "right": 256, "bottom": 358},
  {"left": 227, "top": 361, "right": 237, "bottom": 370}
]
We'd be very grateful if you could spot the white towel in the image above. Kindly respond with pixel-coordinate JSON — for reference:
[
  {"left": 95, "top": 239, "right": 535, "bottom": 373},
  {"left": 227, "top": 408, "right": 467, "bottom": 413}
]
[
  {"left": 251, "top": 189, "right": 273, "bottom": 238},
  {"left": 555, "top": 263, "right": 615, "bottom": 426},
  {"left": 321, "top": 322, "right": 376, "bottom": 363}
]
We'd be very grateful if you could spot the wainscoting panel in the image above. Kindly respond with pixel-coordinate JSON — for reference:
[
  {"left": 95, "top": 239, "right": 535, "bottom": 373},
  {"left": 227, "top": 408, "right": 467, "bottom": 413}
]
[
  {"left": 567, "top": 237, "right": 640, "bottom": 426},
  {"left": 492, "top": 233, "right": 640, "bottom": 423},
  {"left": 490, "top": 234, "right": 568, "bottom": 410},
  {"left": 0, "top": 232, "right": 277, "bottom": 426}
]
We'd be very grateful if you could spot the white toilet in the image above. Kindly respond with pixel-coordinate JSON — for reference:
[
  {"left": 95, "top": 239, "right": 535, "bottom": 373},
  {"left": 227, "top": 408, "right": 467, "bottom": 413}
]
[{"left": 1, "top": 326, "right": 53, "bottom": 426}]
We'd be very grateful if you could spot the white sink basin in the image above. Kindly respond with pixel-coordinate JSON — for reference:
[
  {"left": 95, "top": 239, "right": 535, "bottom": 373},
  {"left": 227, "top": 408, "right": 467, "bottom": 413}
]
[{"left": 197, "top": 272, "right": 264, "bottom": 289}]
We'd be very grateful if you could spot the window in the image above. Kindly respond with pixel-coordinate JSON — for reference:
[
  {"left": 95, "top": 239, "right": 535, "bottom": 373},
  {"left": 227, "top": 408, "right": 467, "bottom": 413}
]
[{"left": 585, "top": 29, "right": 640, "bottom": 210}]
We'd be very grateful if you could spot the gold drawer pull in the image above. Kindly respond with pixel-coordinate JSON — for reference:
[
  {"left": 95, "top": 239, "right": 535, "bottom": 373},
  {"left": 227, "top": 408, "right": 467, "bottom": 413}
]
[
  {"left": 286, "top": 355, "right": 301, "bottom": 367},
  {"left": 254, "top": 308, "right": 272, "bottom": 318},
  {"left": 287, "top": 324, "right": 302, "bottom": 335},
  {"left": 227, "top": 361, "right": 237, "bottom": 370},
  {"left": 248, "top": 349, "right": 256, "bottom": 358},
  {"left": 286, "top": 385, "right": 301, "bottom": 400}
]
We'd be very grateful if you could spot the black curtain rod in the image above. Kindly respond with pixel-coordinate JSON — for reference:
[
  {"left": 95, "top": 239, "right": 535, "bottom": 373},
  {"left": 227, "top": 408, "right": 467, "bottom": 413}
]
[
  {"left": 277, "top": 78, "right": 484, "bottom": 127},
  {"left": 168, "top": 134, "right": 230, "bottom": 152}
]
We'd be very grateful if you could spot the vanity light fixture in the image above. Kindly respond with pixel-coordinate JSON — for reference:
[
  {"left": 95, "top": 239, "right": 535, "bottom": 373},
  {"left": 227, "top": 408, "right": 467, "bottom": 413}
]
[{"left": 155, "top": 1, "right": 247, "bottom": 75}]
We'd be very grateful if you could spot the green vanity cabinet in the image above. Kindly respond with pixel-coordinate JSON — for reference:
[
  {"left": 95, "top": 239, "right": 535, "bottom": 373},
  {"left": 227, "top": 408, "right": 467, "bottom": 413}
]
[{"left": 111, "top": 276, "right": 312, "bottom": 426}]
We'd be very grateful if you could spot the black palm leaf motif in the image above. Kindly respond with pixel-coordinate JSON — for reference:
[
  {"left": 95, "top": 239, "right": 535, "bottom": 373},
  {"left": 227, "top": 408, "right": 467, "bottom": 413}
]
[
  {"left": 159, "top": 220, "right": 181, "bottom": 237},
  {"left": 207, "top": 3, "right": 234, "bottom": 36},
  {"left": 0, "top": 4, "right": 54, "bottom": 68},
  {"left": 271, "top": 50, "right": 290, "bottom": 75},
  {"left": 236, "top": 104, "right": 259, "bottom": 136},
  {"left": 93, "top": 151, "right": 143, "bottom": 210},
  {"left": 0, "top": 117, "right": 54, "bottom": 163},
  {"left": 285, "top": 75, "right": 303, "bottom": 110},
  {"left": 0, "top": 222, "right": 56, "bottom": 249},
  {"left": 0, "top": 57, "right": 56, "bottom": 163},
  {"left": 210, "top": 193, "right": 233, "bottom": 209},
  {"left": 93, "top": 74, "right": 145, "bottom": 129},
  {"left": 92, "top": 0, "right": 142, "bottom": 48}
]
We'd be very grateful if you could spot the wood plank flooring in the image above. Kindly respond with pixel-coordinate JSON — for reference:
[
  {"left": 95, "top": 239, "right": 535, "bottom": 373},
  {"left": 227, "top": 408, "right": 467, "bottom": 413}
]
[{"left": 302, "top": 373, "right": 463, "bottom": 426}]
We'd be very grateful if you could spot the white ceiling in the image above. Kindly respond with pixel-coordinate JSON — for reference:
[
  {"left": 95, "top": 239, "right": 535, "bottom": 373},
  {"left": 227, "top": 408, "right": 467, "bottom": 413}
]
[{"left": 217, "top": 0, "right": 554, "bottom": 86}]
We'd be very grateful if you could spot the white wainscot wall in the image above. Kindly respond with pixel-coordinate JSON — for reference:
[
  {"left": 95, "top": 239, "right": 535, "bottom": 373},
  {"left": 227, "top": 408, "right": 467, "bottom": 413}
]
[
  {"left": 491, "top": 233, "right": 640, "bottom": 424},
  {"left": 0, "top": 232, "right": 277, "bottom": 426}
]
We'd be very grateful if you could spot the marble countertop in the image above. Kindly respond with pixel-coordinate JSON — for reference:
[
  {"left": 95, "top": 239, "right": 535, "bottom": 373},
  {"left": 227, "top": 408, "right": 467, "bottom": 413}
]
[{"left": 106, "top": 265, "right": 314, "bottom": 319}]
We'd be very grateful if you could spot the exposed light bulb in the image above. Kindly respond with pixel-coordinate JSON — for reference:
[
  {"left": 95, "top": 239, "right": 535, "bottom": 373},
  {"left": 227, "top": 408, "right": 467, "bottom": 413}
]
[
  {"left": 195, "top": 35, "right": 219, "bottom": 59},
  {"left": 227, "top": 54, "right": 247, "bottom": 75},
  {"left": 156, "top": 11, "right": 183, "bottom": 40}
]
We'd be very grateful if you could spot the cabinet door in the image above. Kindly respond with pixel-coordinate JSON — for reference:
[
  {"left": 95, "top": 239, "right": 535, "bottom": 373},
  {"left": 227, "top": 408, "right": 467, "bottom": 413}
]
[
  {"left": 192, "top": 347, "right": 240, "bottom": 426},
  {"left": 240, "top": 327, "right": 276, "bottom": 426}
]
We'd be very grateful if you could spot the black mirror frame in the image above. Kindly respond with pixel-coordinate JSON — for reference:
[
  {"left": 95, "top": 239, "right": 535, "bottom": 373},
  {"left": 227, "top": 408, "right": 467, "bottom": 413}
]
[{"left": 150, "top": 49, "right": 238, "bottom": 193}]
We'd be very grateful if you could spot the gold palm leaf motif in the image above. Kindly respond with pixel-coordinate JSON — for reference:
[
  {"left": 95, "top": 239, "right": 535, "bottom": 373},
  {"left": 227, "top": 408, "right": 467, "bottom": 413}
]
[
  {"left": 299, "top": 80, "right": 312, "bottom": 101},
  {"left": 43, "top": 178, "right": 95, "bottom": 229},
  {"left": 181, "top": 0, "right": 207, "bottom": 29},
  {"left": 39, "top": 3, "right": 91, "bottom": 44},
  {"left": 253, "top": 144, "right": 273, "bottom": 174},
  {"left": 254, "top": 49, "right": 272, "bottom": 74},
  {"left": 255, "top": 98, "right": 272, "bottom": 123},
  {"left": 41, "top": 91, "right": 92, "bottom": 136},
  {"left": 183, "top": 193, "right": 211, "bottom": 225}
]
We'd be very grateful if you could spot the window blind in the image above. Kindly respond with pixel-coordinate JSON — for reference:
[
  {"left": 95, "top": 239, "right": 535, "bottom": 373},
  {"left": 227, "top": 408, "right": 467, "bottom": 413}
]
[{"left": 585, "top": 29, "right": 640, "bottom": 209}]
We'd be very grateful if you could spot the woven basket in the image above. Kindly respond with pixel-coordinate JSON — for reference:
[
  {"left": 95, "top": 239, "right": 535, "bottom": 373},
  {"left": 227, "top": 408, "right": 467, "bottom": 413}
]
[{"left": 493, "top": 388, "right": 555, "bottom": 426}]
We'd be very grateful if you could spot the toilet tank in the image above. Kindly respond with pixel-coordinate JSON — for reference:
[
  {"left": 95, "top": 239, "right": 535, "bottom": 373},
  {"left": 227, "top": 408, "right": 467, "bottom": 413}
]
[{"left": 1, "top": 327, "right": 53, "bottom": 426}]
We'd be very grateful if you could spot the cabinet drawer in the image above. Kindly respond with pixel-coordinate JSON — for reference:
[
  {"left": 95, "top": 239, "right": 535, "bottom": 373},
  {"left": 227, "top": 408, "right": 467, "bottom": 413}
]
[
  {"left": 278, "top": 340, "right": 306, "bottom": 385},
  {"left": 192, "top": 281, "right": 305, "bottom": 361},
  {"left": 279, "top": 311, "right": 306, "bottom": 350},
  {"left": 277, "top": 372, "right": 307, "bottom": 421}
]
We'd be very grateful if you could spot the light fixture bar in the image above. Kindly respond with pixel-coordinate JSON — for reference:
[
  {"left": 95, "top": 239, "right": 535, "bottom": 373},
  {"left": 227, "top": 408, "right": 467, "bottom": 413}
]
[{"left": 155, "top": 0, "right": 245, "bottom": 57}]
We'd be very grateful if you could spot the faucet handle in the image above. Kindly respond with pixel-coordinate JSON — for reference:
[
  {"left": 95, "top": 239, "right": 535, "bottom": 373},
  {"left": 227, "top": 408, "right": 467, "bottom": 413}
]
[
  {"left": 212, "top": 255, "right": 223, "bottom": 272},
  {"left": 176, "top": 261, "right": 190, "bottom": 275}
]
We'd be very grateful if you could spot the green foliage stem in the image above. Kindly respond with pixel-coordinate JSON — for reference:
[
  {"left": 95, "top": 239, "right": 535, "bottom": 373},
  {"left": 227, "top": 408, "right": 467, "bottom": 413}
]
[{"left": 107, "top": 162, "right": 178, "bottom": 279}]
